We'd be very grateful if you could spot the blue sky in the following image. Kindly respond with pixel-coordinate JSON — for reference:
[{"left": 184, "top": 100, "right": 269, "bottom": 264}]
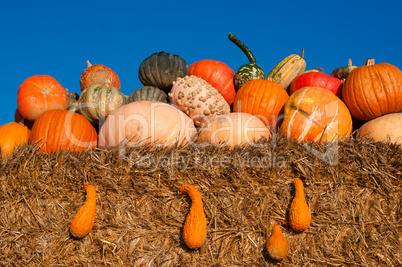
[{"left": 1, "top": 0, "right": 401, "bottom": 126}]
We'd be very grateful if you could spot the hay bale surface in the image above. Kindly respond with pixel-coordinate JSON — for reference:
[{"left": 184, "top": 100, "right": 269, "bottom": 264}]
[{"left": 0, "top": 136, "right": 401, "bottom": 266}]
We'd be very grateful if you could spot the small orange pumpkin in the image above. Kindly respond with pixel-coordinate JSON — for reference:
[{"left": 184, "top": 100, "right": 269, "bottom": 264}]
[
  {"left": 80, "top": 60, "right": 121, "bottom": 92},
  {"left": 266, "top": 223, "right": 289, "bottom": 261},
  {"left": 0, "top": 122, "right": 30, "bottom": 157},
  {"left": 342, "top": 58, "right": 402, "bottom": 121},
  {"left": 280, "top": 86, "right": 352, "bottom": 143},
  {"left": 29, "top": 109, "right": 97, "bottom": 153},
  {"left": 233, "top": 78, "right": 289, "bottom": 130},
  {"left": 17, "top": 75, "right": 68, "bottom": 121}
]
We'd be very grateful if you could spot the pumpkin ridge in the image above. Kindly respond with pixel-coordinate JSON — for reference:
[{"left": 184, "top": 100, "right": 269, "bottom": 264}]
[
  {"left": 253, "top": 81, "right": 265, "bottom": 116},
  {"left": 366, "top": 65, "right": 383, "bottom": 118},
  {"left": 353, "top": 68, "right": 371, "bottom": 120},
  {"left": 376, "top": 64, "right": 392, "bottom": 114}
]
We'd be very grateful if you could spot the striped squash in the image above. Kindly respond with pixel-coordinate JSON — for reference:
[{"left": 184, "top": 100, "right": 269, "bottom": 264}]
[
  {"left": 267, "top": 49, "right": 306, "bottom": 91},
  {"left": 78, "top": 83, "right": 129, "bottom": 125}
]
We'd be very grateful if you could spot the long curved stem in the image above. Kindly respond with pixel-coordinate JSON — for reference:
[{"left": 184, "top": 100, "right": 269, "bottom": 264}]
[{"left": 229, "top": 32, "right": 257, "bottom": 64}]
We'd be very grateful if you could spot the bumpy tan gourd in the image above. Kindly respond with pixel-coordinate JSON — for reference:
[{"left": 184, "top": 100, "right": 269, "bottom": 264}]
[
  {"left": 180, "top": 184, "right": 207, "bottom": 249},
  {"left": 266, "top": 223, "right": 289, "bottom": 261},
  {"left": 69, "top": 185, "right": 96, "bottom": 238},
  {"left": 289, "top": 178, "right": 311, "bottom": 232},
  {"left": 169, "top": 75, "right": 230, "bottom": 128}
]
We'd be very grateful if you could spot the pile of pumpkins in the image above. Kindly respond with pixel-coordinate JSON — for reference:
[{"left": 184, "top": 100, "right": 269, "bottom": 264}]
[{"left": 1, "top": 33, "right": 402, "bottom": 157}]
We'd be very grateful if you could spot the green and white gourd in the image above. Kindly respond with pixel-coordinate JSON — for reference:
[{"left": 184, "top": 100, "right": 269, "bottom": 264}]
[{"left": 129, "top": 86, "right": 168, "bottom": 103}]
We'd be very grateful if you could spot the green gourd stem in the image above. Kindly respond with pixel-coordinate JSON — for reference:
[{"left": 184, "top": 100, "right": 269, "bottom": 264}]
[
  {"left": 314, "top": 67, "right": 325, "bottom": 74},
  {"left": 228, "top": 33, "right": 257, "bottom": 64},
  {"left": 300, "top": 48, "right": 305, "bottom": 59}
]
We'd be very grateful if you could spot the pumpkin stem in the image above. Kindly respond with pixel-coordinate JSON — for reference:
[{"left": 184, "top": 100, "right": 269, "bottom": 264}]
[
  {"left": 228, "top": 32, "right": 257, "bottom": 64},
  {"left": 348, "top": 59, "right": 352, "bottom": 67},
  {"left": 87, "top": 60, "right": 92, "bottom": 68},
  {"left": 266, "top": 77, "right": 273, "bottom": 82},
  {"left": 314, "top": 67, "right": 325, "bottom": 74},
  {"left": 365, "top": 58, "right": 375, "bottom": 66},
  {"left": 300, "top": 48, "right": 305, "bottom": 59}
]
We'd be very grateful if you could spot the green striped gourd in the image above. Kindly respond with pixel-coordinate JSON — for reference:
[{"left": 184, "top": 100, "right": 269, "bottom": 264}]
[
  {"left": 78, "top": 83, "right": 129, "bottom": 125},
  {"left": 228, "top": 33, "right": 265, "bottom": 90},
  {"left": 267, "top": 49, "right": 306, "bottom": 91},
  {"left": 331, "top": 59, "right": 358, "bottom": 80},
  {"left": 129, "top": 86, "right": 168, "bottom": 103}
]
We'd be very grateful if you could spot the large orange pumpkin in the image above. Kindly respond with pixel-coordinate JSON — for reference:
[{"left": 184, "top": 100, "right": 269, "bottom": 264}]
[
  {"left": 233, "top": 78, "right": 289, "bottom": 130},
  {"left": 98, "top": 101, "right": 197, "bottom": 149},
  {"left": 29, "top": 109, "right": 97, "bottom": 153},
  {"left": 342, "top": 58, "right": 402, "bottom": 121},
  {"left": 189, "top": 59, "right": 236, "bottom": 105},
  {"left": 0, "top": 122, "right": 30, "bottom": 157},
  {"left": 280, "top": 86, "right": 352, "bottom": 143},
  {"left": 17, "top": 75, "right": 68, "bottom": 121},
  {"left": 197, "top": 112, "right": 271, "bottom": 148}
]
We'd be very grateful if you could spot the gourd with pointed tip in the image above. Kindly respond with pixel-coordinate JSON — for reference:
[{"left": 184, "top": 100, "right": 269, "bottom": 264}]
[
  {"left": 180, "top": 184, "right": 207, "bottom": 249},
  {"left": 69, "top": 185, "right": 96, "bottom": 238},
  {"left": 289, "top": 178, "right": 311, "bottom": 232},
  {"left": 228, "top": 33, "right": 265, "bottom": 90},
  {"left": 266, "top": 223, "right": 289, "bottom": 261}
]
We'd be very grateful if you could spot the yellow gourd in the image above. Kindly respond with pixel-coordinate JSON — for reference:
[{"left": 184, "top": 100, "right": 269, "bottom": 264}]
[{"left": 289, "top": 178, "right": 311, "bottom": 232}]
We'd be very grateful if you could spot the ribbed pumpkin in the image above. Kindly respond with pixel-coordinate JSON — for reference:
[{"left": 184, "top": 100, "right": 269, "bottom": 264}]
[
  {"left": 280, "top": 86, "right": 352, "bottom": 143},
  {"left": 80, "top": 60, "right": 121, "bottom": 92},
  {"left": 342, "top": 58, "right": 402, "bottom": 121},
  {"left": 0, "top": 122, "right": 30, "bottom": 158},
  {"left": 78, "top": 84, "right": 129, "bottom": 125},
  {"left": 232, "top": 78, "right": 289, "bottom": 131},
  {"left": 197, "top": 112, "right": 271, "bottom": 148},
  {"left": 188, "top": 59, "right": 236, "bottom": 105},
  {"left": 29, "top": 109, "right": 97, "bottom": 153},
  {"left": 98, "top": 101, "right": 197, "bottom": 149},
  {"left": 289, "top": 68, "right": 343, "bottom": 98},
  {"left": 17, "top": 75, "right": 68, "bottom": 121},
  {"left": 267, "top": 49, "right": 306, "bottom": 91},
  {"left": 138, "top": 52, "right": 188, "bottom": 93},
  {"left": 129, "top": 86, "right": 168, "bottom": 103}
]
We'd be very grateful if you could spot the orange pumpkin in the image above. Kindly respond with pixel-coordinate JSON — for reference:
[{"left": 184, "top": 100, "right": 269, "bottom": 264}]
[
  {"left": 0, "top": 122, "right": 30, "bottom": 157},
  {"left": 342, "top": 58, "right": 402, "bottom": 121},
  {"left": 197, "top": 112, "right": 271, "bottom": 148},
  {"left": 17, "top": 75, "right": 68, "bottom": 121},
  {"left": 80, "top": 60, "right": 121, "bottom": 92},
  {"left": 189, "top": 59, "right": 236, "bottom": 105},
  {"left": 280, "top": 86, "right": 352, "bottom": 143},
  {"left": 232, "top": 79, "right": 289, "bottom": 130},
  {"left": 29, "top": 109, "right": 97, "bottom": 153}
]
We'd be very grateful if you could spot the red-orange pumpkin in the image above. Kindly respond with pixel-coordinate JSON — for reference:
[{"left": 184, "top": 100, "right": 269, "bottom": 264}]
[
  {"left": 80, "top": 60, "right": 121, "bottom": 92},
  {"left": 0, "top": 122, "right": 30, "bottom": 157},
  {"left": 342, "top": 58, "right": 402, "bottom": 121},
  {"left": 29, "top": 109, "right": 97, "bottom": 153},
  {"left": 233, "top": 79, "right": 289, "bottom": 130},
  {"left": 280, "top": 86, "right": 352, "bottom": 143},
  {"left": 189, "top": 59, "right": 236, "bottom": 105},
  {"left": 17, "top": 75, "right": 68, "bottom": 121},
  {"left": 289, "top": 69, "right": 343, "bottom": 98}
]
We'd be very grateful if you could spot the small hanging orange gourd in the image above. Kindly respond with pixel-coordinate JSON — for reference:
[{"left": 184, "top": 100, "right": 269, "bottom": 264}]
[
  {"left": 180, "top": 184, "right": 207, "bottom": 249},
  {"left": 69, "top": 185, "right": 96, "bottom": 238},
  {"left": 289, "top": 178, "right": 311, "bottom": 232},
  {"left": 266, "top": 223, "right": 289, "bottom": 261}
]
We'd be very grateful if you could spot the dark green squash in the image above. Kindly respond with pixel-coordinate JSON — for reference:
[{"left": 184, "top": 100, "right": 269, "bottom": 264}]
[
  {"left": 78, "top": 83, "right": 129, "bottom": 125},
  {"left": 331, "top": 59, "right": 358, "bottom": 81},
  {"left": 228, "top": 33, "right": 265, "bottom": 90},
  {"left": 129, "top": 86, "right": 168, "bottom": 103},
  {"left": 138, "top": 52, "right": 189, "bottom": 94}
]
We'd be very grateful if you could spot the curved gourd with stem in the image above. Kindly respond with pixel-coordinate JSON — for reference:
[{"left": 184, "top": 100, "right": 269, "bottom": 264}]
[
  {"left": 69, "top": 185, "right": 96, "bottom": 238},
  {"left": 289, "top": 178, "right": 311, "bottom": 232},
  {"left": 228, "top": 33, "right": 265, "bottom": 90}
]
